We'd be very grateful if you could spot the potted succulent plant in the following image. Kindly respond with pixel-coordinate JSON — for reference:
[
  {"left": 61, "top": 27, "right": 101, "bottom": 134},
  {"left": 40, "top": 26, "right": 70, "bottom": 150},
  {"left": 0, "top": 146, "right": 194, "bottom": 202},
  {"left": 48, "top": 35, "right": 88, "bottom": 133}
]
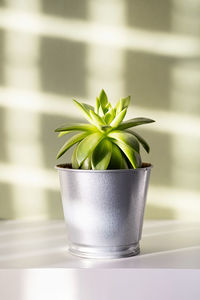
[{"left": 55, "top": 90, "right": 155, "bottom": 259}]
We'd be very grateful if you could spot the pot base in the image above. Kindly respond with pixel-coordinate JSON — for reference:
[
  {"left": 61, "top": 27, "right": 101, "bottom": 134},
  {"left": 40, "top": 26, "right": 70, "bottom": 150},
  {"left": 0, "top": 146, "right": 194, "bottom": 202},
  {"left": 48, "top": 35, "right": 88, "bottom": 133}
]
[{"left": 68, "top": 243, "right": 140, "bottom": 259}]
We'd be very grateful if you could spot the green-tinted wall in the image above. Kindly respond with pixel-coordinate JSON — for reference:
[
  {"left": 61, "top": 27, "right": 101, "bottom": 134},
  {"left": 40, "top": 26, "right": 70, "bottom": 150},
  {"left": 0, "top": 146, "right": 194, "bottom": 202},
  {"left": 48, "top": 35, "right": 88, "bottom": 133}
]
[{"left": 0, "top": 0, "right": 200, "bottom": 220}]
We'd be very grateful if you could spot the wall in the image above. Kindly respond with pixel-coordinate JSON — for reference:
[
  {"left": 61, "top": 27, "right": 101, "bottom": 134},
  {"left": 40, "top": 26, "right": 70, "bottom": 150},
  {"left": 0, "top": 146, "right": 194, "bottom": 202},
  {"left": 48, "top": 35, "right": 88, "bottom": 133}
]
[{"left": 0, "top": 0, "right": 200, "bottom": 220}]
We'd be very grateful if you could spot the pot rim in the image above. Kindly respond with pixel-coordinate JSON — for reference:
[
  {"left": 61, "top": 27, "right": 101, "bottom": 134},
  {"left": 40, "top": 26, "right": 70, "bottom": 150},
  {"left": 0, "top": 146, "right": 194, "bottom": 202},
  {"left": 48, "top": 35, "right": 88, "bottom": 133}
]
[{"left": 55, "top": 163, "right": 153, "bottom": 173}]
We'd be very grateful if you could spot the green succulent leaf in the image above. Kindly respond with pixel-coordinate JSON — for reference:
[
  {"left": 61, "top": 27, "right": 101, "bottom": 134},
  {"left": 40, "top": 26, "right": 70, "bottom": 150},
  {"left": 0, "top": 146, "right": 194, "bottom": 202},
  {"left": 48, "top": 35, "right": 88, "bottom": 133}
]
[
  {"left": 96, "top": 97, "right": 100, "bottom": 114},
  {"left": 108, "top": 143, "right": 128, "bottom": 169},
  {"left": 72, "top": 145, "right": 80, "bottom": 168},
  {"left": 114, "top": 100, "right": 122, "bottom": 115},
  {"left": 99, "top": 89, "right": 109, "bottom": 114},
  {"left": 112, "top": 140, "right": 141, "bottom": 169},
  {"left": 126, "top": 130, "right": 150, "bottom": 153},
  {"left": 90, "top": 110, "right": 106, "bottom": 128},
  {"left": 101, "top": 125, "right": 112, "bottom": 130},
  {"left": 81, "top": 155, "right": 92, "bottom": 169},
  {"left": 134, "top": 151, "right": 142, "bottom": 167},
  {"left": 104, "top": 108, "right": 115, "bottom": 124},
  {"left": 55, "top": 123, "right": 97, "bottom": 133},
  {"left": 82, "top": 102, "right": 95, "bottom": 112},
  {"left": 55, "top": 90, "right": 155, "bottom": 169},
  {"left": 73, "top": 99, "right": 94, "bottom": 123},
  {"left": 110, "top": 108, "right": 127, "bottom": 128},
  {"left": 91, "top": 139, "right": 112, "bottom": 170},
  {"left": 57, "top": 132, "right": 89, "bottom": 159},
  {"left": 115, "top": 96, "right": 130, "bottom": 115},
  {"left": 117, "top": 117, "right": 155, "bottom": 130},
  {"left": 76, "top": 132, "right": 103, "bottom": 165},
  {"left": 122, "top": 96, "right": 131, "bottom": 109},
  {"left": 108, "top": 130, "right": 140, "bottom": 153},
  {"left": 58, "top": 131, "right": 73, "bottom": 137},
  {"left": 106, "top": 102, "right": 112, "bottom": 110}
]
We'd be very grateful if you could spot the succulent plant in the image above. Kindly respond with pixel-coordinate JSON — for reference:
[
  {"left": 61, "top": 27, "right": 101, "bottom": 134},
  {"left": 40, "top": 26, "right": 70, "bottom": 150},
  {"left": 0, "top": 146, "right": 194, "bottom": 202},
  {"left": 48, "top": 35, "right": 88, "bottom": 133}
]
[{"left": 55, "top": 90, "right": 155, "bottom": 170}]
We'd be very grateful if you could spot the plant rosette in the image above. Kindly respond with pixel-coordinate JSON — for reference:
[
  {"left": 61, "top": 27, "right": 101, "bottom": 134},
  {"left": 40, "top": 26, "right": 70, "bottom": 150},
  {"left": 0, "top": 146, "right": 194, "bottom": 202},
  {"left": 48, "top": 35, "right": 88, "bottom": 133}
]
[{"left": 55, "top": 90, "right": 155, "bottom": 259}]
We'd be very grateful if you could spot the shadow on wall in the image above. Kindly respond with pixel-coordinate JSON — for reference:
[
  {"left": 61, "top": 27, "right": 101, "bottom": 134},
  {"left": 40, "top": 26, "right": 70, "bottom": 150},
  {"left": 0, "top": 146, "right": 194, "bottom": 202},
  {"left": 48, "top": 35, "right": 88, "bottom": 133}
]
[
  {"left": 41, "top": 0, "right": 87, "bottom": 20},
  {"left": 0, "top": 29, "right": 5, "bottom": 162},
  {"left": 40, "top": 37, "right": 87, "bottom": 97},
  {"left": 0, "top": 183, "right": 14, "bottom": 219},
  {"left": 40, "top": 0, "right": 88, "bottom": 98},
  {"left": 126, "top": 0, "right": 171, "bottom": 32},
  {"left": 136, "top": 129, "right": 172, "bottom": 188},
  {"left": 0, "top": 29, "right": 4, "bottom": 84},
  {"left": 125, "top": 53, "right": 172, "bottom": 111},
  {"left": 144, "top": 203, "right": 176, "bottom": 220}
]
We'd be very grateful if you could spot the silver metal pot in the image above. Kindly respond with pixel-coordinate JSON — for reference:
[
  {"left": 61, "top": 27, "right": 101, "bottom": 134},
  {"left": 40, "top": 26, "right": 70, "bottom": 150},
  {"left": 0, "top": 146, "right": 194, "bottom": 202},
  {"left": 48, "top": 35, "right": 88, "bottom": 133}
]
[{"left": 56, "top": 164, "right": 152, "bottom": 259}]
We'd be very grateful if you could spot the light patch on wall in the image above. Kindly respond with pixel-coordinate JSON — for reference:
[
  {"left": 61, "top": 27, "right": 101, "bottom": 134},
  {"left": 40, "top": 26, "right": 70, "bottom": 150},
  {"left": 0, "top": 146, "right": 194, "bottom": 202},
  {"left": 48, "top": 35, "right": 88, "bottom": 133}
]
[
  {"left": 0, "top": 87, "right": 200, "bottom": 138},
  {"left": 148, "top": 185, "right": 200, "bottom": 221},
  {"left": 86, "top": 0, "right": 126, "bottom": 101},
  {"left": 0, "top": 163, "right": 58, "bottom": 191},
  {"left": 0, "top": 8, "right": 199, "bottom": 58}
]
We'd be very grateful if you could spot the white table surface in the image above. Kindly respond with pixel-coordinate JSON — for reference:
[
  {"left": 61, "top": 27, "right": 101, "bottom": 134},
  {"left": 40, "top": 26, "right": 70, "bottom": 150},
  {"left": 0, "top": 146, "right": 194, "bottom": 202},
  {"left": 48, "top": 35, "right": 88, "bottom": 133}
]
[
  {"left": 0, "top": 220, "right": 200, "bottom": 300},
  {"left": 0, "top": 219, "right": 199, "bottom": 269}
]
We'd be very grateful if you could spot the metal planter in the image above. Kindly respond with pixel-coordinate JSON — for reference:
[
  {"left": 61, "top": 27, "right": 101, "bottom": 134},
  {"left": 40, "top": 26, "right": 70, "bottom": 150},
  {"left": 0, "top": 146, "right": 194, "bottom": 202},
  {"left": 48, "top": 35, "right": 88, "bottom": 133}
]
[{"left": 56, "top": 164, "right": 152, "bottom": 259}]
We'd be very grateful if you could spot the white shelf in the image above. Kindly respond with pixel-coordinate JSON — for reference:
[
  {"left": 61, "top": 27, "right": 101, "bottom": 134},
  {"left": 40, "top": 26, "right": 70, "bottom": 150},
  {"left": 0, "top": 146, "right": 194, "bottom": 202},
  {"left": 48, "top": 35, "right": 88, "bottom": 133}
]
[
  {"left": 0, "top": 220, "right": 200, "bottom": 299},
  {"left": 0, "top": 219, "right": 199, "bottom": 269}
]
